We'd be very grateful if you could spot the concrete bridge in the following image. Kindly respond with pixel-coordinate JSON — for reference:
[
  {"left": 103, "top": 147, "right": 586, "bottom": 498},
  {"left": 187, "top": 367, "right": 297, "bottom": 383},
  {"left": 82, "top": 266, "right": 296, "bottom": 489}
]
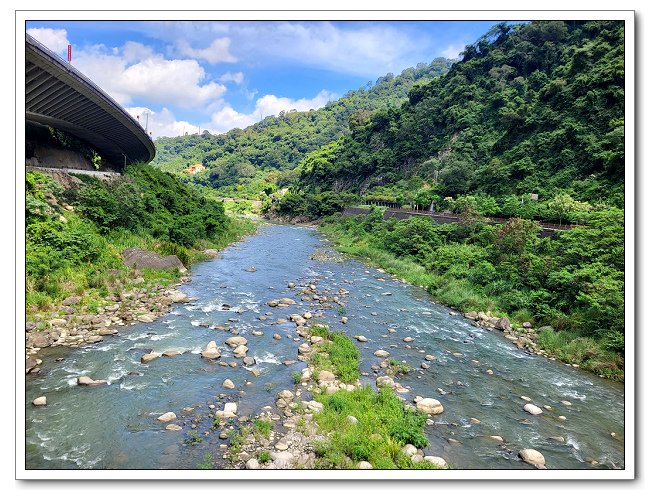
[{"left": 26, "top": 34, "right": 155, "bottom": 169}]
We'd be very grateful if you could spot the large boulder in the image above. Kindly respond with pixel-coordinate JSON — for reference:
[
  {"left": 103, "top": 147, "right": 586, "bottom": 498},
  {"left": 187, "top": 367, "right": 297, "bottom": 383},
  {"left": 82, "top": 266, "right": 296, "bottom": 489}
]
[
  {"left": 157, "top": 411, "right": 177, "bottom": 422},
  {"left": 524, "top": 403, "right": 543, "bottom": 415},
  {"left": 416, "top": 398, "right": 444, "bottom": 415},
  {"left": 122, "top": 248, "right": 186, "bottom": 273},
  {"left": 233, "top": 345, "right": 249, "bottom": 357},
  {"left": 519, "top": 448, "right": 546, "bottom": 467},
  {"left": 201, "top": 341, "right": 221, "bottom": 360},
  {"left": 494, "top": 316, "right": 511, "bottom": 331},
  {"left": 141, "top": 352, "right": 161, "bottom": 363},
  {"left": 225, "top": 336, "right": 248, "bottom": 347},
  {"left": 167, "top": 290, "right": 190, "bottom": 303}
]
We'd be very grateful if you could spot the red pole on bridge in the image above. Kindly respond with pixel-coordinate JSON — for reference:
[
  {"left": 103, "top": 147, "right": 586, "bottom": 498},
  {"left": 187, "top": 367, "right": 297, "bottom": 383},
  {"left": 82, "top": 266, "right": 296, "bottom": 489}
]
[{"left": 67, "top": 44, "right": 71, "bottom": 63}]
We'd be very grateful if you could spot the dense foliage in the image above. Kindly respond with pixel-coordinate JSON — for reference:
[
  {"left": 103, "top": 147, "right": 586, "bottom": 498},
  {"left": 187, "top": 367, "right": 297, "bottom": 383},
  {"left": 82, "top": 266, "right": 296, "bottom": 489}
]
[
  {"left": 152, "top": 58, "right": 453, "bottom": 191},
  {"left": 26, "top": 165, "right": 248, "bottom": 312},
  {"left": 297, "top": 21, "right": 624, "bottom": 212}
]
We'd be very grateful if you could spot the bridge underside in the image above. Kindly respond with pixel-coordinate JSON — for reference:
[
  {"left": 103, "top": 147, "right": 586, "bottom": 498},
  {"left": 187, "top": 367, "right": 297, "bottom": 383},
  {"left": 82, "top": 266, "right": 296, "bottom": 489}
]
[{"left": 26, "top": 34, "right": 155, "bottom": 169}]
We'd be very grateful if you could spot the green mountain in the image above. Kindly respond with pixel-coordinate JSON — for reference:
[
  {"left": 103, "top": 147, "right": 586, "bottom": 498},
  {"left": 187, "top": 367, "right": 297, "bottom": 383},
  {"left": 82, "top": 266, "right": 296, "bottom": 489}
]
[
  {"left": 297, "top": 21, "right": 624, "bottom": 209},
  {"left": 152, "top": 58, "right": 453, "bottom": 190}
]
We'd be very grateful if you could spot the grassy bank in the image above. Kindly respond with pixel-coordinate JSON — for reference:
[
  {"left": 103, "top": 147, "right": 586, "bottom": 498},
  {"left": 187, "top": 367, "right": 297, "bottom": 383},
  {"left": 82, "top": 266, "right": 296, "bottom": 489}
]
[
  {"left": 25, "top": 166, "right": 257, "bottom": 320},
  {"left": 318, "top": 211, "right": 624, "bottom": 382}
]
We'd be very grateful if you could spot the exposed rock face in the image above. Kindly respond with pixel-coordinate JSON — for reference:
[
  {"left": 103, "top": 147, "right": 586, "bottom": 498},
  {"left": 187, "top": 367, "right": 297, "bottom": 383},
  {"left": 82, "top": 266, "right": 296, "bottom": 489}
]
[
  {"left": 519, "top": 448, "right": 546, "bottom": 467},
  {"left": 416, "top": 398, "right": 444, "bottom": 415},
  {"left": 122, "top": 248, "right": 186, "bottom": 273}
]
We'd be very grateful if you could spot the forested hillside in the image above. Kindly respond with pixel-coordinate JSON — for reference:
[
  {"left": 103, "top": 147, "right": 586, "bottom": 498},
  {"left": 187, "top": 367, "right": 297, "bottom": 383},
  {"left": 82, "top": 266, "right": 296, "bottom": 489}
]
[
  {"left": 270, "top": 20, "right": 625, "bottom": 379},
  {"left": 297, "top": 21, "right": 624, "bottom": 213},
  {"left": 152, "top": 58, "right": 453, "bottom": 191}
]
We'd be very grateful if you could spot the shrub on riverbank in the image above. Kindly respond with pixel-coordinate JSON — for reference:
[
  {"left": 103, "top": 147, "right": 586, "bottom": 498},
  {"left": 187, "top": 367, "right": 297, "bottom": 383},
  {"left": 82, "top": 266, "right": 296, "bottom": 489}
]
[
  {"left": 25, "top": 166, "right": 256, "bottom": 316},
  {"left": 319, "top": 210, "right": 624, "bottom": 381}
]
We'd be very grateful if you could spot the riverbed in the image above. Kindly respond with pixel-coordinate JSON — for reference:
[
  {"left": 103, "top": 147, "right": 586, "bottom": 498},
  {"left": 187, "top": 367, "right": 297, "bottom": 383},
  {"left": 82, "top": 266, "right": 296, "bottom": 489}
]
[{"left": 25, "top": 223, "right": 625, "bottom": 470}]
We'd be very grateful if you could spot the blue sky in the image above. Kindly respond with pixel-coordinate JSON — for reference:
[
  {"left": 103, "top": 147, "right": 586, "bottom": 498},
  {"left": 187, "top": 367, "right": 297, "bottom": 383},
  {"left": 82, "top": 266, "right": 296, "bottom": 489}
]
[{"left": 26, "top": 20, "right": 505, "bottom": 138}]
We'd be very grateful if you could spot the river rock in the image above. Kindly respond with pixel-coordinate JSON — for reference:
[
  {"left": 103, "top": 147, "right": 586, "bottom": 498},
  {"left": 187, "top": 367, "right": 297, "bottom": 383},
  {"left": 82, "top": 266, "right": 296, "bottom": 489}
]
[
  {"left": 157, "top": 412, "right": 176, "bottom": 422},
  {"left": 201, "top": 341, "right": 221, "bottom": 359},
  {"left": 26, "top": 358, "right": 38, "bottom": 374},
  {"left": 403, "top": 337, "right": 414, "bottom": 342},
  {"left": 162, "top": 350, "right": 181, "bottom": 357},
  {"left": 402, "top": 444, "right": 418, "bottom": 457},
  {"left": 243, "top": 356, "right": 255, "bottom": 366},
  {"left": 374, "top": 350, "right": 390, "bottom": 358},
  {"left": 307, "top": 400, "right": 324, "bottom": 413},
  {"left": 303, "top": 312, "right": 312, "bottom": 319},
  {"left": 167, "top": 290, "right": 190, "bottom": 303},
  {"left": 358, "top": 461, "right": 373, "bottom": 469},
  {"left": 140, "top": 352, "right": 161, "bottom": 363},
  {"left": 287, "top": 282, "right": 295, "bottom": 289},
  {"left": 245, "top": 267, "right": 257, "bottom": 272},
  {"left": 62, "top": 296, "right": 81, "bottom": 306},
  {"left": 470, "top": 418, "right": 481, "bottom": 424},
  {"left": 267, "top": 300, "right": 279, "bottom": 307},
  {"left": 464, "top": 311, "right": 479, "bottom": 320},
  {"left": 346, "top": 415, "right": 358, "bottom": 425},
  {"left": 165, "top": 424, "right": 182, "bottom": 431},
  {"left": 225, "top": 336, "right": 248, "bottom": 347},
  {"left": 273, "top": 334, "right": 282, "bottom": 340},
  {"left": 495, "top": 317, "right": 511, "bottom": 331},
  {"left": 31, "top": 334, "right": 52, "bottom": 348},
  {"left": 32, "top": 396, "right": 47, "bottom": 406},
  {"left": 77, "top": 376, "right": 107, "bottom": 386},
  {"left": 355, "top": 336, "right": 368, "bottom": 342},
  {"left": 423, "top": 456, "right": 447, "bottom": 468},
  {"left": 222, "top": 379, "right": 235, "bottom": 389},
  {"left": 524, "top": 403, "right": 543, "bottom": 415},
  {"left": 233, "top": 345, "right": 248, "bottom": 357},
  {"left": 341, "top": 317, "right": 348, "bottom": 324},
  {"left": 376, "top": 376, "right": 395, "bottom": 388},
  {"left": 519, "top": 448, "right": 546, "bottom": 467},
  {"left": 224, "top": 402, "right": 237, "bottom": 414},
  {"left": 279, "top": 298, "right": 296, "bottom": 305},
  {"left": 138, "top": 314, "right": 155, "bottom": 323},
  {"left": 489, "top": 435, "right": 504, "bottom": 442},
  {"left": 246, "top": 458, "right": 260, "bottom": 470},
  {"left": 123, "top": 248, "right": 186, "bottom": 273},
  {"left": 416, "top": 398, "right": 444, "bottom": 415},
  {"left": 318, "top": 370, "right": 336, "bottom": 382}
]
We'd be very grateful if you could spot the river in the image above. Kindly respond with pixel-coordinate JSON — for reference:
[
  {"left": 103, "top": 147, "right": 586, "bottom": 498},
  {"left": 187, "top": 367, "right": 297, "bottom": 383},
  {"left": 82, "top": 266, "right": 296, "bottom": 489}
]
[{"left": 25, "top": 223, "right": 625, "bottom": 470}]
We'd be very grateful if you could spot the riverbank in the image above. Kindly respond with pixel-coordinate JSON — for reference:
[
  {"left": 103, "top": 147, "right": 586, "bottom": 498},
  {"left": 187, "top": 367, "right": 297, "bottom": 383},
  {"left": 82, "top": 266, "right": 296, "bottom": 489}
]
[
  {"left": 315, "top": 215, "right": 624, "bottom": 382},
  {"left": 25, "top": 216, "right": 260, "bottom": 375}
]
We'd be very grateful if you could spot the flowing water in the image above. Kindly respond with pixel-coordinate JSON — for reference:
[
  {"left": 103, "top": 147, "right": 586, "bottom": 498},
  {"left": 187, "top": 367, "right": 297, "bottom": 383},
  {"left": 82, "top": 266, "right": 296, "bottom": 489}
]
[{"left": 25, "top": 224, "right": 625, "bottom": 470}]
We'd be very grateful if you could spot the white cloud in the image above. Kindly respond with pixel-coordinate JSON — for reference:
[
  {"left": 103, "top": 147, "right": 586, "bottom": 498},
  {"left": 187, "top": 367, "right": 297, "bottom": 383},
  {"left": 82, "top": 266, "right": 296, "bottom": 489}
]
[
  {"left": 219, "top": 71, "right": 244, "bottom": 84},
  {"left": 232, "top": 21, "right": 422, "bottom": 77},
  {"left": 27, "top": 27, "right": 69, "bottom": 54},
  {"left": 208, "top": 89, "right": 336, "bottom": 134},
  {"left": 440, "top": 44, "right": 463, "bottom": 60},
  {"left": 72, "top": 45, "right": 226, "bottom": 109},
  {"left": 175, "top": 38, "right": 237, "bottom": 64},
  {"left": 126, "top": 106, "right": 200, "bottom": 139}
]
